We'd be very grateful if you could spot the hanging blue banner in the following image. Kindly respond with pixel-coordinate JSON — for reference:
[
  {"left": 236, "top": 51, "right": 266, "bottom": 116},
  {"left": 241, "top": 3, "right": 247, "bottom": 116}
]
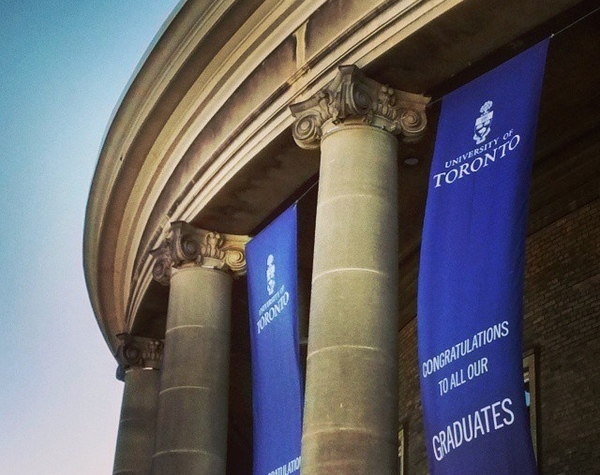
[
  {"left": 418, "top": 40, "right": 549, "bottom": 475},
  {"left": 247, "top": 204, "right": 302, "bottom": 475}
]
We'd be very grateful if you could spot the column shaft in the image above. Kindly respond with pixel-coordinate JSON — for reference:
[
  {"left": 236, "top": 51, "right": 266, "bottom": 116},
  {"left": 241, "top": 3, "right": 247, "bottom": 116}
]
[
  {"left": 302, "top": 124, "right": 400, "bottom": 474},
  {"left": 151, "top": 266, "right": 232, "bottom": 475},
  {"left": 113, "top": 368, "right": 161, "bottom": 475}
]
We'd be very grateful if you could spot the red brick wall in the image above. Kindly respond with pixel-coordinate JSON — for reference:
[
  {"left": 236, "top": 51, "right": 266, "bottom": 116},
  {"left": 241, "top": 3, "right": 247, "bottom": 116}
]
[
  {"left": 523, "top": 197, "right": 600, "bottom": 474},
  {"left": 398, "top": 319, "right": 428, "bottom": 474}
]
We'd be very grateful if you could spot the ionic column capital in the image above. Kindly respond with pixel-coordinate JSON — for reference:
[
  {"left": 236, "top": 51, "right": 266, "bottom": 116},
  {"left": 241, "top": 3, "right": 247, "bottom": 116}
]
[
  {"left": 150, "top": 221, "right": 249, "bottom": 285},
  {"left": 115, "top": 333, "right": 164, "bottom": 380},
  {"left": 290, "top": 65, "right": 429, "bottom": 149}
]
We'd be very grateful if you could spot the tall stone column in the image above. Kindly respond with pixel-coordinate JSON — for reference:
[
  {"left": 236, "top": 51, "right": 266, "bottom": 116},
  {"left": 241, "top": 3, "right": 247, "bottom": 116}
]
[
  {"left": 113, "top": 334, "right": 163, "bottom": 475},
  {"left": 290, "top": 65, "right": 428, "bottom": 475},
  {"left": 150, "top": 222, "right": 248, "bottom": 475}
]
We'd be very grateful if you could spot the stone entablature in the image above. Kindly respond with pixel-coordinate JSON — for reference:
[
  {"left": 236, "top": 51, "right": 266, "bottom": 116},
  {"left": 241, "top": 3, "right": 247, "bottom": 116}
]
[
  {"left": 290, "top": 65, "right": 429, "bottom": 150},
  {"left": 150, "top": 221, "right": 249, "bottom": 285}
]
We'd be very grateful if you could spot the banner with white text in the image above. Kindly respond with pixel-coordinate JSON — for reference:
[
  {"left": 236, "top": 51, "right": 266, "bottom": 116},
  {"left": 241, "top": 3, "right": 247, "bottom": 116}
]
[
  {"left": 247, "top": 204, "right": 302, "bottom": 475},
  {"left": 418, "top": 40, "right": 549, "bottom": 475}
]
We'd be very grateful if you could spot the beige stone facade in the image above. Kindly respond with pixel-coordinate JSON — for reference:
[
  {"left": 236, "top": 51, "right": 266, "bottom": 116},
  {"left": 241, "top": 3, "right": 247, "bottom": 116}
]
[{"left": 84, "top": 1, "right": 600, "bottom": 473}]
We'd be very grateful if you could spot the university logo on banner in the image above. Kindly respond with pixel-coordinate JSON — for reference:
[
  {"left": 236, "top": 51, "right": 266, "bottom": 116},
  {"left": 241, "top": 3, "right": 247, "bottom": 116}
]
[
  {"left": 418, "top": 40, "right": 549, "bottom": 475},
  {"left": 247, "top": 205, "right": 302, "bottom": 475}
]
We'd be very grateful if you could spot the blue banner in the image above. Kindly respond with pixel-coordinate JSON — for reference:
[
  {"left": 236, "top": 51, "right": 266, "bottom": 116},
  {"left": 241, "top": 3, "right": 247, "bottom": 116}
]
[
  {"left": 418, "top": 40, "right": 549, "bottom": 474},
  {"left": 247, "top": 204, "right": 302, "bottom": 475}
]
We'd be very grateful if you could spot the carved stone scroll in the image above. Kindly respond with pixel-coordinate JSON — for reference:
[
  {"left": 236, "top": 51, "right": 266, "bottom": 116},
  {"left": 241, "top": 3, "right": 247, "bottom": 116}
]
[
  {"left": 115, "top": 333, "right": 164, "bottom": 380},
  {"left": 290, "top": 65, "right": 429, "bottom": 149},
  {"left": 150, "top": 222, "right": 249, "bottom": 285}
]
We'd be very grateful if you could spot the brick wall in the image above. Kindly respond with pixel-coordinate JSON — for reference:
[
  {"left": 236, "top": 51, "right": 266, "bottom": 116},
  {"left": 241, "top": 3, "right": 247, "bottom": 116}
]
[
  {"left": 523, "top": 197, "right": 600, "bottom": 474},
  {"left": 398, "top": 320, "right": 428, "bottom": 474}
]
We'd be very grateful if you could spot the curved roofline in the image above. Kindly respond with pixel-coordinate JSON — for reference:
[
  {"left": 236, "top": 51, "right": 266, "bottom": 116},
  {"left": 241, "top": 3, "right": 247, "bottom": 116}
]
[{"left": 99, "top": 0, "right": 186, "bottom": 152}]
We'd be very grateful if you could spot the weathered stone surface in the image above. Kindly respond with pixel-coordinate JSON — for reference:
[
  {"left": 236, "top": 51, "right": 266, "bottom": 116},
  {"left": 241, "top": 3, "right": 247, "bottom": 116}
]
[
  {"left": 149, "top": 222, "right": 239, "bottom": 475},
  {"left": 295, "top": 77, "right": 413, "bottom": 473},
  {"left": 113, "top": 367, "right": 161, "bottom": 475}
]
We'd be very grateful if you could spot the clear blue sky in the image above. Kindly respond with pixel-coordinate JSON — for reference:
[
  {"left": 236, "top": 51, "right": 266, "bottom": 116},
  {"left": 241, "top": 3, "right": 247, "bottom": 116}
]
[{"left": 0, "top": 1, "right": 181, "bottom": 473}]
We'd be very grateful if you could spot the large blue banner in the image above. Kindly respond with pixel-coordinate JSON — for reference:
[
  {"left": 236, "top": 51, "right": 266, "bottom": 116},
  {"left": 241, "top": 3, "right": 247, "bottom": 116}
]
[
  {"left": 247, "top": 204, "right": 302, "bottom": 475},
  {"left": 418, "top": 40, "right": 549, "bottom": 475}
]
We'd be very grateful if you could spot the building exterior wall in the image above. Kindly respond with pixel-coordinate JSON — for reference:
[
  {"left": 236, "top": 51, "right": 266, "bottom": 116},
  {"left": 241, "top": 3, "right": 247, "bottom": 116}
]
[
  {"left": 84, "top": 2, "right": 600, "bottom": 473},
  {"left": 398, "top": 320, "right": 428, "bottom": 474},
  {"left": 398, "top": 138, "right": 600, "bottom": 474}
]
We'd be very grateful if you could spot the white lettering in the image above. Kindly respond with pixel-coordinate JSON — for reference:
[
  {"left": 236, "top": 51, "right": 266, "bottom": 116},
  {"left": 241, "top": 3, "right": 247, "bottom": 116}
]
[
  {"left": 432, "top": 133, "right": 523, "bottom": 189},
  {"left": 433, "top": 172, "right": 445, "bottom": 188},
  {"left": 257, "top": 291, "right": 290, "bottom": 334},
  {"left": 267, "top": 456, "right": 301, "bottom": 475},
  {"left": 422, "top": 322, "right": 509, "bottom": 378}
]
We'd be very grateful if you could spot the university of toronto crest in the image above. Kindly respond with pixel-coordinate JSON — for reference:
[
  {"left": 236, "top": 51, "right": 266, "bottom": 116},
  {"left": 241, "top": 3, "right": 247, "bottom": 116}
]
[
  {"left": 266, "top": 254, "right": 276, "bottom": 295},
  {"left": 473, "top": 101, "right": 494, "bottom": 144}
]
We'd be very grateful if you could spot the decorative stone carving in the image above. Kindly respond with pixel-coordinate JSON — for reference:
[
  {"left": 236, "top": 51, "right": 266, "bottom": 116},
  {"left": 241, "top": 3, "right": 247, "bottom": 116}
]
[
  {"left": 150, "top": 221, "right": 249, "bottom": 285},
  {"left": 290, "top": 65, "right": 429, "bottom": 149},
  {"left": 115, "top": 333, "right": 164, "bottom": 380}
]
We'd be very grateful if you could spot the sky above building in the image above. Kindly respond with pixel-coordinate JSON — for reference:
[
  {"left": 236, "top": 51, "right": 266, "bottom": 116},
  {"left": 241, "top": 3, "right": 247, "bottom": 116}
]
[{"left": 0, "top": 1, "right": 181, "bottom": 473}]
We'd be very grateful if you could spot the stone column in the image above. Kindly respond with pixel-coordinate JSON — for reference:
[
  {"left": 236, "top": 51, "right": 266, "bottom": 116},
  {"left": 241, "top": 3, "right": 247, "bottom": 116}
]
[
  {"left": 113, "top": 334, "right": 163, "bottom": 475},
  {"left": 150, "top": 222, "right": 248, "bottom": 475},
  {"left": 290, "top": 65, "right": 428, "bottom": 475}
]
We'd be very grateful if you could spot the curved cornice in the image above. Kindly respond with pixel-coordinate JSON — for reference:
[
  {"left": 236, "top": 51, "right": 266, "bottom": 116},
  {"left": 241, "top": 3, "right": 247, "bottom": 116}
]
[{"left": 85, "top": 0, "right": 244, "bottom": 349}]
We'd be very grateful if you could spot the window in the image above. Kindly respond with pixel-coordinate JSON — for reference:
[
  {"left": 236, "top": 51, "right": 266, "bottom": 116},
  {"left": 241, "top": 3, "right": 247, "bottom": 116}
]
[
  {"left": 398, "top": 424, "right": 406, "bottom": 475},
  {"left": 523, "top": 350, "right": 538, "bottom": 459}
]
